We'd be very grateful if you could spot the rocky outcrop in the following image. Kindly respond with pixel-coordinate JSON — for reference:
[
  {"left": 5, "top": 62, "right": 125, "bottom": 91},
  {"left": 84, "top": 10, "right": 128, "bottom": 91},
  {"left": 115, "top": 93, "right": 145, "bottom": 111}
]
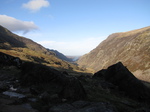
[
  {"left": 0, "top": 52, "right": 22, "bottom": 68},
  {"left": 49, "top": 101, "right": 117, "bottom": 112},
  {"left": 77, "top": 26, "right": 150, "bottom": 81},
  {"left": 48, "top": 49, "right": 73, "bottom": 62},
  {"left": 0, "top": 81, "right": 10, "bottom": 92},
  {"left": 93, "top": 62, "right": 150, "bottom": 102},
  {"left": 93, "top": 69, "right": 106, "bottom": 79},
  {"left": 20, "top": 62, "right": 86, "bottom": 101}
]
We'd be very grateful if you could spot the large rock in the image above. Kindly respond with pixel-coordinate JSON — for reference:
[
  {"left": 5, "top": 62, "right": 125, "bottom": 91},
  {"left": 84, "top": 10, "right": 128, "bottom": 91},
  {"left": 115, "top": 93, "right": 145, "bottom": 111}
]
[
  {"left": 20, "top": 62, "right": 86, "bottom": 101},
  {"left": 0, "top": 52, "right": 22, "bottom": 68},
  {"left": 49, "top": 101, "right": 117, "bottom": 112},
  {"left": 0, "top": 81, "right": 9, "bottom": 92},
  {"left": 92, "top": 69, "right": 106, "bottom": 79},
  {"left": 94, "top": 62, "right": 150, "bottom": 102},
  {"left": 59, "top": 75, "right": 86, "bottom": 100},
  {"left": 0, "top": 104, "right": 37, "bottom": 112}
]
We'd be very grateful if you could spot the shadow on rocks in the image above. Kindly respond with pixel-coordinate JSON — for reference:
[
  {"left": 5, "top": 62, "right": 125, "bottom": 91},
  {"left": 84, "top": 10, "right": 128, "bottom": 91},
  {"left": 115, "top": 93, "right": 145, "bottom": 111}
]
[
  {"left": 93, "top": 62, "right": 150, "bottom": 103},
  {"left": 20, "top": 62, "right": 86, "bottom": 101}
]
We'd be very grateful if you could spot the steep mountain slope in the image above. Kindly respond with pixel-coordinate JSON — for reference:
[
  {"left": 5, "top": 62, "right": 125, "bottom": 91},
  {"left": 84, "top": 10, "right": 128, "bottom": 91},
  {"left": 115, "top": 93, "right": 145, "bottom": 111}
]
[
  {"left": 0, "top": 25, "right": 52, "bottom": 54},
  {"left": 77, "top": 26, "right": 150, "bottom": 81},
  {"left": 48, "top": 49, "right": 73, "bottom": 62},
  {"left": 0, "top": 25, "right": 80, "bottom": 71},
  {"left": 67, "top": 56, "right": 80, "bottom": 61}
]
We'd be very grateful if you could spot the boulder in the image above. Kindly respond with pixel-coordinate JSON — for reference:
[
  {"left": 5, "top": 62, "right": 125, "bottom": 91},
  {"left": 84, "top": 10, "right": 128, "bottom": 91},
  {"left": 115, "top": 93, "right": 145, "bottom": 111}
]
[
  {"left": 49, "top": 101, "right": 117, "bottom": 112},
  {"left": 0, "top": 81, "right": 9, "bottom": 92},
  {"left": 0, "top": 104, "right": 38, "bottom": 112},
  {"left": 20, "top": 62, "right": 61, "bottom": 86},
  {"left": 58, "top": 75, "right": 87, "bottom": 101},
  {"left": 94, "top": 62, "right": 150, "bottom": 102},
  {"left": 0, "top": 52, "right": 22, "bottom": 68},
  {"left": 93, "top": 69, "right": 106, "bottom": 79},
  {"left": 20, "top": 62, "right": 86, "bottom": 101},
  {"left": 49, "top": 103, "right": 76, "bottom": 112},
  {"left": 70, "top": 102, "right": 117, "bottom": 112}
]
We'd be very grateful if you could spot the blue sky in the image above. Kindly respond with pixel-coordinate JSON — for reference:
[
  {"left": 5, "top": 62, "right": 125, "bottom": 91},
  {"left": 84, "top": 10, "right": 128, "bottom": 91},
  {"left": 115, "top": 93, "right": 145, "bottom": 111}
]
[{"left": 0, "top": 0, "right": 150, "bottom": 55}]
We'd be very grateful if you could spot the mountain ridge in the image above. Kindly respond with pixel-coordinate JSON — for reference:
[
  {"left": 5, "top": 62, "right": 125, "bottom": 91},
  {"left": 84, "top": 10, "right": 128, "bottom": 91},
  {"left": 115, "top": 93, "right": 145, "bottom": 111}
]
[
  {"left": 0, "top": 25, "right": 52, "bottom": 53},
  {"left": 48, "top": 49, "right": 73, "bottom": 62},
  {"left": 0, "top": 25, "right": 82, "bottom": 71},
  {"left": 77, "top": 26, "right": 150, "bottom": 81}
]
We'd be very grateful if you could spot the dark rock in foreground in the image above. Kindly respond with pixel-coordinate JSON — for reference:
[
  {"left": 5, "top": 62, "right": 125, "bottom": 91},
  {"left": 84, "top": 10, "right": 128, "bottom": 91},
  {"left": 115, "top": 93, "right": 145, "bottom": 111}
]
[
  {"left": 92, "top": 69, "right": 106, "bottom": 79},
  {"left": 93, "top": 62, "right": 150, "bottom": 102},
  {"left": 20, "top": 62, "right": 86, "bottom": 101},
  {"left": 0, "top": 52, "right": 22, "bottom": 68},
  {"left": 49, "top": 101, "right": 117, "bottom": 112}
]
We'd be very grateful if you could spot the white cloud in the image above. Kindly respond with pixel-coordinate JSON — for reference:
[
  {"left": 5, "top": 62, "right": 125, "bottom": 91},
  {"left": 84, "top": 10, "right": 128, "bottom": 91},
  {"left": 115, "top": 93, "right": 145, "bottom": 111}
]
[
  {"left": 38, "top": 37, "right": 106, "bottom": 56},
  {"left": 22, "top": 0, "right": 50, "bottom": 12},
  {"left": 0, "top": 15, "right": 38, "bottom": 34}
]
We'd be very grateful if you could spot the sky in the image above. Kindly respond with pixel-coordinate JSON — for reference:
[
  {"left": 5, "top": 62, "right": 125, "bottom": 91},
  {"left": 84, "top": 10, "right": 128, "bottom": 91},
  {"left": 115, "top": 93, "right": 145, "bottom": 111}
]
[{"left": 0, "top": 0, "right": 150, "bottom": 56}]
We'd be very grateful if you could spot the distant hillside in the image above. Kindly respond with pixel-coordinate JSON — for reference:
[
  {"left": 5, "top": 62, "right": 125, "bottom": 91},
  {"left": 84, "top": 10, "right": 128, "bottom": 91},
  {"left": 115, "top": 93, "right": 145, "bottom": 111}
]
[
  {"left": 77, "top": 26, "right": 150, "bottom": 81},
  {"left": 0, "top": 25, "right": 81, "bottom": 71},
  {"left": 48, "top": 49, "right": 73, "bottom": 62},
  {"left": 67, "top": 56, "right": 80, "bottom": 61}
]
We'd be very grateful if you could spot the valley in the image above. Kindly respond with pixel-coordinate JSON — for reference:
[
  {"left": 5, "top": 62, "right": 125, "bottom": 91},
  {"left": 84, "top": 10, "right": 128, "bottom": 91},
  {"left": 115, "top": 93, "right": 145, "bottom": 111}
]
[{"left": 0, "top": 25, "right": 150, "bottom": 112}]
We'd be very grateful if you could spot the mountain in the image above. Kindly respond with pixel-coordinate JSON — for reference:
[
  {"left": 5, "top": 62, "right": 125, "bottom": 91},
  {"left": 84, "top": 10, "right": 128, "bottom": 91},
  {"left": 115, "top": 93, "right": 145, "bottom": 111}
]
[
  {"left": 48, "top": 49, "right": 73, "bottom": 62},
  {"left": 67, "top": 56, "right": 80, "bottom": 61},
  {"left": 1, "top": 25, "right": 150, "bottom": 112},
  {"left": 77, "top": 26, "right": 150, "bottom": 81},
  {"left": 0, "top": 25, "right": 81, "bottom": 71},
  {"left": 0, "top": 25, "right": 53, "bottom": 54}
]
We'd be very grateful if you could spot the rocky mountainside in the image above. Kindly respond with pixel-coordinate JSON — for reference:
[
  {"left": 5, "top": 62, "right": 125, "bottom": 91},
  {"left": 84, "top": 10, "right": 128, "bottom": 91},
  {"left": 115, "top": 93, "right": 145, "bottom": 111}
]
[
  {"left": 0, "top": 25, "right": 52, "bottom": 54},
  {"left": 0, "top": 25, "right": 81, "bottom": 71},
  {"left": 77, "top": 26, "right": 150, "bottom": 81},
  {"left": 48, "top": 49, "right": 73, "bottom": 62}
]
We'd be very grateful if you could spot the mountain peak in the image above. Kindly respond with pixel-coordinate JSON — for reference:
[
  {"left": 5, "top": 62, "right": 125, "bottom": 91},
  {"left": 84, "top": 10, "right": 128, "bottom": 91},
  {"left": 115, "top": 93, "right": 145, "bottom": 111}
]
[{"left": 0, "top": 25, "right": 12, "bottom": 34}]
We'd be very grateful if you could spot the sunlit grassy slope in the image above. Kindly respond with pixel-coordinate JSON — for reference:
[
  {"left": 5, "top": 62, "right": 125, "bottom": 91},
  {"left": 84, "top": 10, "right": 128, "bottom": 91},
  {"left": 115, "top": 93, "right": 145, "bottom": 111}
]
[{"left": 77, "top": 26, "right": 150, "bottom": 81}]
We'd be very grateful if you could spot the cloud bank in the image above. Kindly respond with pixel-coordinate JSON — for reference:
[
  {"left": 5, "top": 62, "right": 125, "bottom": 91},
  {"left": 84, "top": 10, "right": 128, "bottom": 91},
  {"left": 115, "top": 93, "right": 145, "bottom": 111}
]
[
  {"left": 0, "top": 15, "right": 38, "bottom": 34},
  {"left": 22, "top": 0, "right": 50, "bottom": 12}
]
